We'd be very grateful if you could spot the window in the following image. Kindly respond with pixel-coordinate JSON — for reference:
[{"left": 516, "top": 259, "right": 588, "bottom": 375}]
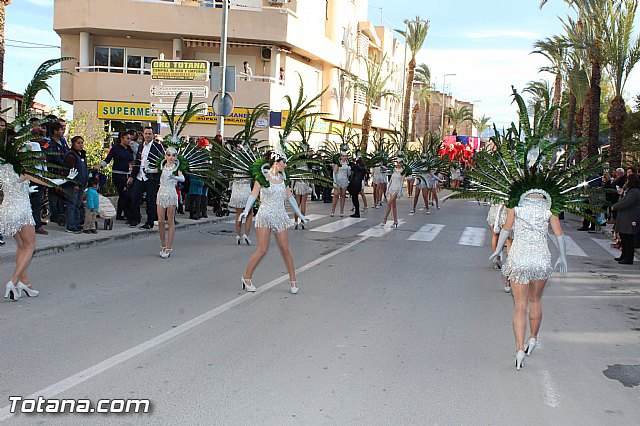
[{"left": 93, "top": 46, "right": 158, "bottom": 74}]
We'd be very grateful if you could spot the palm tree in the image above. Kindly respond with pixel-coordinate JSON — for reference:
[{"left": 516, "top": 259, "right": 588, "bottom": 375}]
[
  {"left": 445, "top": 105, "right": 473, "bottom": 135},
  {"left": 396, "top": 17, "right": 430, "bottom": 132},
  {"left": 354, "top": 54, "right": 398, "bottom": 151},
  {"left": 473, "top": 114, "right": 492, "bottom": 144},
  {"left": 0, "top": 0, "right": 11, "bottom": 103},
  {"left": 601, "top": 0, "right": 640, "bottom": 168},
  {"left": 565, "top": 49, "right": 590, "bottom": 147},
  {"left": 410, "top": 63, "right": 432, "bottom": 140},
  {"left": 533, "top": 35, "right": 566, "bottom": 137}
]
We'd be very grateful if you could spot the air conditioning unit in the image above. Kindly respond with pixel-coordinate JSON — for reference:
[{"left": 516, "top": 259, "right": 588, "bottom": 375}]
[
  {"left": 261, "top": 47, "right": 272, "bottom": 62},
  {"left": 268, "top": 0, "right": 288, "bottom": 5}
]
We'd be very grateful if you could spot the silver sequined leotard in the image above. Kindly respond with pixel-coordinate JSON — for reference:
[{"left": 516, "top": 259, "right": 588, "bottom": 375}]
[
  {"left": 487, "top": 203, "right": 507, "bottom": 231},
  {"left": 502, "top": 196, "right": 553, "bottom": 285},
  {"left": 0, "top": 163, "right": 35, "bottom": 236},
  {"left": 293, "top": 164, "right": 312, "bottom": 196},
  {"left": 254, "top": 180, "right": 294, "bottom": 233},
  {"left": 156, "top": 167, "right": 183, "bottom": 208},
  {"left": 335, "top": 162, "right": 350, "bottom": 189},
  {"left": 386, "top": 170, "right": 403, "bottom": 197},
  {"left": 229, "top": 177, "right": 252, "bottom": 208}
]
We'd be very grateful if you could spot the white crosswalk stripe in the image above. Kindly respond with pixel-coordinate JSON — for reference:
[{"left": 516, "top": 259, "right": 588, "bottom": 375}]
[
  {"left": 408, "top": 224, "right": 446, "bottom": 242},
  {"left": 590, "top": 237, "right": 639, "bottom": 261},
  {"left": 458, "top": 227, "right": 486, "bottom": 247},
  {"left": 311, "top": 217, "right": 366, "bottom": 233},
  {"left": 564, "top": 235, "right": 588, "bottom": 257},
  {"left": 358, "top": 220, "right": 405, "bottom": 237}
]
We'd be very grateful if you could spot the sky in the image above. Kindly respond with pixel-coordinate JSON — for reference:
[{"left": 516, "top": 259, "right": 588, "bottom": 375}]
[{"left": 5, "top": 0, "right": 640, "bottom": 127}]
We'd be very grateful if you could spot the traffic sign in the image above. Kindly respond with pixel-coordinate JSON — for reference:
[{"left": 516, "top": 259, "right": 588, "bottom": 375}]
[
  {"left": 212, "top": 93, "right": 234, "bottom": 117},
  {"left": 150, "top": 85, "right": 209, "bottom": 98},
  {"left": 150, "top": 102, "right": 209, "bottom": 116}
]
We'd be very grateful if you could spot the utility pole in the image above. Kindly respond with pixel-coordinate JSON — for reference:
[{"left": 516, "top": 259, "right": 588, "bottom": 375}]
[{"left": 216, "top": 0, "right": 229, "bottom": 138}]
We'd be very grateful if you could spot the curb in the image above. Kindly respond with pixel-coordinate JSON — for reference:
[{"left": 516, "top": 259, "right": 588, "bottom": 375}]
[{"left": 0, "top": 216, "right": 231, "bottom": 262}]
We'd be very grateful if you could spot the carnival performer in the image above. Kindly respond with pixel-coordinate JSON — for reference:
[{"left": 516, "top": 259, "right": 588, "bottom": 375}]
[
  {"left": 486, "top": 202, "right": 513, "bottom": 286},
  {"left": 229, "top": 167, "right": 254, "bottom": 244},
  {"left": 331, "top": 150, "right": 351, "bottom": 217},
  {"left": 450, "top": 87, "right": 602, "bottom": 371},
  {"left": 411, "top": 171, "right": 430, "bottom": 214},
  {"left": 381, "top": 159, "right": 409, "bottom": 227},
  {"left": 155, "top": 147, "right": 185, "bottom": 258},
  {"left": 427, "top": 170, "right": 445, "bottom": 209},
  {"left": 292, "top": 144, "right": 313, "bottom": 229},
  {"left": 239, "top": 151, "right": 309, "bottom": 294},
  {"left": 371, "top": 164, "right": 382, "bottom": 208}
]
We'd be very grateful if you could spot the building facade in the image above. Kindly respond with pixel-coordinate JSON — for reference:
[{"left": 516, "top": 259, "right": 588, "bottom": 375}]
[
  {"left": 54, "top": 0, "right": 405, "bottom": 148},
  {"left": 412, "top": 89, "right": 476, "bottom": 140}
]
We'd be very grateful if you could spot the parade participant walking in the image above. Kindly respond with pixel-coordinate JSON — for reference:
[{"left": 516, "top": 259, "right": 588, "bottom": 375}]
[
  {"left": 239, "top": 151, "right": 309, "bottom": 294},
  {"left": 229, "top": 168, "right": 254, "bottom": 244},
  {"left": 156, "top": 147, "right": 185, "bottom": 258},
  {"left": 331, "top": 151, "right": 351, "bottom": 217},
  {"left": 381, "top": 159, "right": 408, "bottom": 227},
  {"left": 427, "top": 170, "right": 444, "bottom": 209},
  {"left": 411, "top": 171, "right": 430, "bottom": 214},
  {"left": 348, "top": 158, "right": 367, "bottom": 218},
  {"left": 487, "top": 203, "right": 513, "bottom": 292}
]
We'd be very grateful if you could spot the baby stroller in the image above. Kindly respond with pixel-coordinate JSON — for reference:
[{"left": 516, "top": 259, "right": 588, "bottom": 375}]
[{"left": 98, "top": 194, "right": 116, "bottom": 230}]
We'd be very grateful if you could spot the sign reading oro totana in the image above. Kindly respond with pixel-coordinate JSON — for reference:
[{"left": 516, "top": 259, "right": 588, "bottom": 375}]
[
  {"left": 151, "top": 60, "right": 210, "bottom": 81},
  {"left": 97, "top": 101, "right": 263, "bottom": 126}
]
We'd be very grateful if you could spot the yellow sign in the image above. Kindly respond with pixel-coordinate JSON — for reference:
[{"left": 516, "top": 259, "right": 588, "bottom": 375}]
[
  {"left": 97, "top": 102, "right": 256, "bottom": 126},
  {"left": 150, "top": 60, "right": 210, "bottom": 81}
]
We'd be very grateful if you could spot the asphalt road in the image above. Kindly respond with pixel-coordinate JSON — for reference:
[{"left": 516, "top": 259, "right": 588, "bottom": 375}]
[{"left": 1, "top": 195, "right": 639, "bottom": 425}]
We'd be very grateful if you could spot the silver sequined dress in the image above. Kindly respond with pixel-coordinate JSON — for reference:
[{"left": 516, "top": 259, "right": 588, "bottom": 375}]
[
  {"left": 386, "top": 170, "right": 403, "bottom": 198},
  {"left": 415, "top": 173, "right": 429, "bottom": 190},
  {"left": 487, "top": 203, "right": 507, "bottom": 230},
  {"left": 335, "top": 162, "right": 350, "bottom": 189},
  {"left": 156, "top": 167, "right": 183, "bottom": 208},
  {"left": 229, "top": 177, "right": 252, "bottom": 208},
  {"left": 0, "top": 163, "right": 35, "bottom": 236},
  {"left": 502, "top": 197, "right": 553, "bottom": 285},
  {"left": 293, "top": 164, "right": 312, "bottom": 196},
  {"left": 254, "top": 181, "right": 294, "bottom": 233}
]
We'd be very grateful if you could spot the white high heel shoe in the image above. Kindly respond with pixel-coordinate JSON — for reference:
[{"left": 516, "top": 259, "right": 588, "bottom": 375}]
[
  {"left": 290, "top": 281, "right": 299, "bottom": 294},
  {"left": 515, "top": 350, "right": 525, "bottom": 371},
  {"left": 4, "top": 281, "right": 20, "bottom": 301},
  {"left": 159, "top": 247, "right": 166, "bottom": 257},
  {"left": 242, "top": 234, "right": 252, "bottom": 245},
  {"left": 18, "top": 282, "right": 39, "bottom": 297},
  {"left": 241, "top": 276, "right": 256, "bottom": 292},
  {"left": 525, "top": 338, "right": 537, "bottom": 356},
  {"left": 236, "top": 235, "right": 242, "bottom": 245}
]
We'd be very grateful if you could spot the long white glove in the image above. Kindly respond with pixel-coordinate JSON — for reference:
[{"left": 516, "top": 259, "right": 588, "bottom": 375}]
[
  {"left": 170, "top": 173, "right": 185, "bottom": 183},
  {"left": 50, "top": 168, "right": 78, "bottom": 186},
  {"left": 288, "top": 196, "right": 309, "bottom": 223},
  {"left": 238, "top": 194, "right": 256, "bottom": 222},
  {"left": 489, "top": 228, "right": 510, "bottom": 262},
  {"left": 28, "top": 186, "right": 39, "bottom": 194},
  {"left": 554, "top": 234, "right": 568, "bottom": 274},
  {"left": 332, "top": 172, "right": 338, "bottom": 189}
]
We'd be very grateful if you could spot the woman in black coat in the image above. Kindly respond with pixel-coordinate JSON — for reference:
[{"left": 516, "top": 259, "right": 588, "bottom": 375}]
[
  {"left": 612, "top": 174, "right": 640, "bottom": 265},
  {"left": 348, "top": 158, "right": 367, "bottom": 218}
]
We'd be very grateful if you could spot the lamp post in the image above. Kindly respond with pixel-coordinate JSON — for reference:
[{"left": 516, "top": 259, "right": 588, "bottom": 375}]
[{"left": 440, "top": 73, "right": 456, "bottom": 135}]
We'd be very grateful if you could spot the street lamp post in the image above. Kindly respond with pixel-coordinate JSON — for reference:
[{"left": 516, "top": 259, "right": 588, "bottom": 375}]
[{"left": 440, "top": 73, "right": 456, "bottom": 135}]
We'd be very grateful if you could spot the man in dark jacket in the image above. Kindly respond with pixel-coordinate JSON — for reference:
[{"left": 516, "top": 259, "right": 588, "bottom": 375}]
[
  {"left": 64, "top": 136, "right": 89, "bottom": 233},
  {"left": 42, "top": 121, "right": 69, "bottom": 223},
  {"left": 348, "top": 158, "right": 367, "bottom": 218},
  {"left": 128, "top": 126, "right": 164, "bottom": 229}
]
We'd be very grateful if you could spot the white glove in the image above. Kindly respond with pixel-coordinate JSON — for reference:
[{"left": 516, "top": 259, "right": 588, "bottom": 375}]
[
  {"left": 239, "top": 194, "right": 256, "bottom": 222},
  {"left": 67, "top": 168, "right": 78, "bottom": 180},
  {"left": 170, "top": 173, "right": 185, "bottom": 183},
  {"left": 28, "top": 186, "right": 39, "bottom": 194},
  {"left": 288, "top": 196, "right": 309, "bottom": 223},
  {"left": 489, "top": 228, "right": 510, "bottom": 262},
  {"left": 554, "top": 234, "right": 568, "bottom": 274}
]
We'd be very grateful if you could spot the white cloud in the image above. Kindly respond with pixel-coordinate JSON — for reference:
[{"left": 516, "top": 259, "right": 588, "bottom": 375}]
[
  {"left": 416, "top": 48, "right": 549, "bottom": 127},
  {"left": 24, "top": 0, "right": 54, "bottom": 7},
  {"left": 462, "top": 30, "right": 541, "bottom": 41}
]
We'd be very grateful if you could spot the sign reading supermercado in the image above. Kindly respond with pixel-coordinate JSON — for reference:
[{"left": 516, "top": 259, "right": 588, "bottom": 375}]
[
  {"left": 150, "top": 60, "right": 210, "bottom": 81},
  {"left": 97, "top": 102, "right": 266, "bottom": 127}
]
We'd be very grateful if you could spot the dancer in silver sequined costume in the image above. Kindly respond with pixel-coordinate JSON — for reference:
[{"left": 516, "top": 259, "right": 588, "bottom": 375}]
[
  {"left": 331, "top": 153, "right": 351, "bottom": 217},
  {"left": 381, "top": 160, "right": 407, "bottom": 228},
  {"left": 229, "top": 171, "right": 254, "bottom": 245},
  {"left": 239, "top": 152, "right": 309, "bottom": 294},
  {"left": 156, "top": 147, "right": 185, "bottom": 258}
]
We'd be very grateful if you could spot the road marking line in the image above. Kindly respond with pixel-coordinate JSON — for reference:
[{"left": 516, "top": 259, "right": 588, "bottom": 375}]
[
  {"left": 590, "top": 237, "right": 639, "bottom": 261},
  {"left": 407, "top": 224, "right": 446, "bottom": 242},
  {"left": 549, "top": 234, "right": 589, "bottom": 257},
  {"left": 0, "top": 236, "right": 370, "bottom": 422},
  {"left": 311, "top": 217, "right": 366, "bottom": 233},
  {"left": 458, "top": 227, "right": 486, "bottom": 246},
  {"left": 541, "top": 369, "right": 559, "bottom": 408},
  {"left": 358, "top": 220, "right": 405, "bottom": 237}
]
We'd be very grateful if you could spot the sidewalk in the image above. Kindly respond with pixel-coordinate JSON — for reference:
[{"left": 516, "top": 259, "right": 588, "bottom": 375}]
[{"left": 0, "top": 212, "right": 229, "bottom": 261}]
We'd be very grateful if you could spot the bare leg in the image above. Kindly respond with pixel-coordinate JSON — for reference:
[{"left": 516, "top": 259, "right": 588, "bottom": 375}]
[
  {"left": 300, "top": 194, "right": 308, "bottom": 215},
  {"left": 528, "top": 280, "right": 547, "bottom": 339},
  {"left": 157, "top": 205, "right": 166, "bottom": 248},
  {"left": 432, "top": 189, "right": 439, "bottom": 208},
  {"left": 243, "top": 227, "right": 271, "bottom": 279},
  {"left": 331, "top": 188, "right": 339, "bottom": 214},
  {"left": 421, "top": 188, "right": 429, "bottom": 211},
  {"left": 412, "top": 190, "right": 420, "bottom": 210},
  {"left": 390, "top": 194, "right": 398, "bottom": 223},
  {"left": 382, "top": 192, "right": 392, "bottom": 222},
  {"left": 235, "top": 208, "right": 243, "bottom": 236},
  {"left": 244, "top": 210, "right": 254, "bottom": 236},
  {"left": 274, "top": 230, "right": 296, "bottom": 283},
  {"left": 491, "top": 231, "right": 499, "bottom": 253},
  {"left": 11, "top": 226, "right": 36, "bottom": 284},
  {"left": 359, "top": 188, "right": 367, "bottom": 208},
  {"left": 382, "top": 184, "right": 388, "bottom": 202},
  {"left": 166, "top": 206, "right": 176, "bottom": 249},
  {"left": 339, "top": 188, "right": 347, "bottom": 214},
  {"left": 511, "top": 282, "right": 529, "bottom": 351},
  {"left": 372, "top": 183, "right": 379, "bottom": 205}
]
